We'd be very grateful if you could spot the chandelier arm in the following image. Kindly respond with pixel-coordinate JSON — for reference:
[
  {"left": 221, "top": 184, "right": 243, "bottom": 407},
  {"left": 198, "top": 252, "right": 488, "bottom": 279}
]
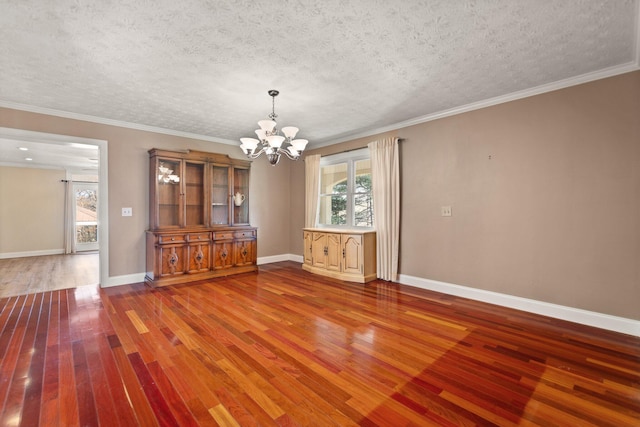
[
  {"left": 278, "top": 148, "right": 300, "bottom": 161},
  {"left": 246, "top": 147, "right": 266, "bottom": 159}
]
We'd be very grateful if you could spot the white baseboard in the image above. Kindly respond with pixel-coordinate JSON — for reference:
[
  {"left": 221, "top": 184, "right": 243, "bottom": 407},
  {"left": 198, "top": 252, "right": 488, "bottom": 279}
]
[
  {"left": 103, "top": 273, "right": 146, "bottom": 288},
  {"left": 0, "top": 249, "right": 64, "bottom": 259},
  {"left": 398, "top": 274, "right": 640, "bottom": 337},
  {"left": 257, "top": 254, "right": 303, "bottom": 265}
]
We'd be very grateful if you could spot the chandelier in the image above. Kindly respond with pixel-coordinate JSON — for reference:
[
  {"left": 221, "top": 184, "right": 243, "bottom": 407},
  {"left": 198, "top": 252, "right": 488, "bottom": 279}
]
[{"left": 239, "top": 90, "right": 308, "bottom": 165}]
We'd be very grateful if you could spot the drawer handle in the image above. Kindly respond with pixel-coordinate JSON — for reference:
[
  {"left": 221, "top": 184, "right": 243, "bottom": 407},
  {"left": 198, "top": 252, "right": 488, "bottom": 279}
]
[
  {"left": 171, "top": 237, "right": 175, "bottom": 241},
  {"left": 197, "top": 236, "right": 201, "bottom": 240}
]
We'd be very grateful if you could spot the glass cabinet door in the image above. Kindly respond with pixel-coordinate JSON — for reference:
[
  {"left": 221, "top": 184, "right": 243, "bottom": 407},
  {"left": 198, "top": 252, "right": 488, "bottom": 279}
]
[
  {"left": 156, "top": 158, "right": 182, "bottom": 227},
  {"left": 184, "top": 161, "right": 205, "bottom": 226},
  {"left": 233, "top": 167, "right": 249, "bottom": 225},
  {"left": 211, "top": 165, "right": 230, "bottom": 225}
]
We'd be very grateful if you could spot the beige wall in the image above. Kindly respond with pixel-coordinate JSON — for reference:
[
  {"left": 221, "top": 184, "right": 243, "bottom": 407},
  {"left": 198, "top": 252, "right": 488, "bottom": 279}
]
[
  {"left": 295, "top": 71, "right": 640, "bottom": 320},
  {"left": 0, "top": 109, "right": 292, "bottom": 276},
  {"left": 0, "top": 166, "right": 66, "bottom": 254}
]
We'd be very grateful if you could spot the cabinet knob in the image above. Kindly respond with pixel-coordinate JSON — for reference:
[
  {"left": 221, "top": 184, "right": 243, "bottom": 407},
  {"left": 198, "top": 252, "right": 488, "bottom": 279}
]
[
  {"left": 198, "top": 236, "right": 201, "bottom": 239},
  {"left": 171, "top": 237, "right": 175, "bottom": 241}
]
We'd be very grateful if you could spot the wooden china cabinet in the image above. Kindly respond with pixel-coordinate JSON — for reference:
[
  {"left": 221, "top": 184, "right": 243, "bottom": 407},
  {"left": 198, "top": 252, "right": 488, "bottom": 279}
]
[{"left": 145, "top": 148, "right": 257, "bottom": 287}]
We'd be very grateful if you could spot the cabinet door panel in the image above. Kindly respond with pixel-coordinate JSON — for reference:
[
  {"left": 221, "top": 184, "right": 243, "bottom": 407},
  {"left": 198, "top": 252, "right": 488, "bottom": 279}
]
[
  {"left": 342, "top": 234, "right": 363, "bottom": 274},
  {"left": 303, "top": 231, "right": 313, "bottom": 265},
  {"left": 211, "top": 165, "right": 231, "bottom": 226},
  {"left": 234, "top": 239, "right": 255, "bottom": 266},
  {"left": 156, "top": 158, "right": 182, "bottom": 228},
  {"left": 326, "top": 233, "right": 341, "bottom": 272},
  {"left": 159, "top": 245, "right": 186, "bottom": 277},
  {"left": 188, "top": 243, "right": 210, "bottom": 273},
  {"left": 184, "top": 161, "right": 206, "bottom": 226},
  {"left": 233, "top": 167, "right": 250, "bottom": 225},
  {"left": 311, "top": 233, "right": 327, "bottom": 268},
  {"left": 212, "top": 241, "right": 233, "bottom": 270}
]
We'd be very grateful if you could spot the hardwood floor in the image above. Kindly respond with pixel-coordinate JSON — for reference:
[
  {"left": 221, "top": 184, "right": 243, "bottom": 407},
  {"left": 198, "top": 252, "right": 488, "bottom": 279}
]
[
  {"left": 0, "top": 261, "right": 638, "bottom": 426},
  {"left": 0, "top": 253, "right": 99, "bottom": 298}
]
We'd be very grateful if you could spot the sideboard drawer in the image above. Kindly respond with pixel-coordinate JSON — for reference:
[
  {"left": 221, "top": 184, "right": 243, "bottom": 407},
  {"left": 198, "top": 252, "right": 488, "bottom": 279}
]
[
  {"left": 159, "top": 234, "right": 186, "bottom": 244},
  {"left": 213, "top": 231, "right": 234, "bottom": 240},
  {"left": 234, "top": 230, "right": 256, "bottom": 239},
  {"left": 187, "top": 232, "right": 211, "bottom": 242}
]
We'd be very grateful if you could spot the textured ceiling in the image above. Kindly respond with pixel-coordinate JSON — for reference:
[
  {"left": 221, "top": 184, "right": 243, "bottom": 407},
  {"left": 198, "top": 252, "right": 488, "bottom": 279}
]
[{"left": 0, "top": 0, "right": 639, "bottom": 150}]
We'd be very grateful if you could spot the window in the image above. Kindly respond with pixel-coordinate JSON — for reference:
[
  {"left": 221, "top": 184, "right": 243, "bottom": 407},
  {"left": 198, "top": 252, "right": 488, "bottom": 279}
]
[
  {"left": 74, "top": 180, "right": 99, "bottom": 251},
  {"left": 317, "top": 148, "right": 373, "bottom": 228}
]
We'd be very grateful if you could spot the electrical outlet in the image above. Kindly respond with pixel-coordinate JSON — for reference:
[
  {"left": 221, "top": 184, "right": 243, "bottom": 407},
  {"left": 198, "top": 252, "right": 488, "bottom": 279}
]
[
  {"left": 122, "top": 207, "right": 133, "bottom": 217},
  {"left": 441, "top": 206, "right": 452, "bottom": 217}
]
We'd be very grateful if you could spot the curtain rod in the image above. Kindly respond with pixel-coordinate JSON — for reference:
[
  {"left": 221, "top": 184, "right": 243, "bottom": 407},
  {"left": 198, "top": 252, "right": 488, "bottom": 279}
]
[{"left": 61, "top": 179, "right": 99, "bottom": 184}]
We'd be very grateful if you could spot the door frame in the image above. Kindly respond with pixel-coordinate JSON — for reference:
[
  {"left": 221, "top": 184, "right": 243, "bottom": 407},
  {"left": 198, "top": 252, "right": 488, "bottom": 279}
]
[{"left": 0, "top": 127, "right": 109, "bottom": 286}]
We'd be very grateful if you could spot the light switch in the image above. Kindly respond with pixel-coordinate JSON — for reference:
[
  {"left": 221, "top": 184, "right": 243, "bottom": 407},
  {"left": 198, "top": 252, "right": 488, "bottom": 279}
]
[
  {"left": 122, "top": 207, "right": 133, "bottom": 217},
  {"left": 441, "top": 206, "right": 452, "bottom": 217}
]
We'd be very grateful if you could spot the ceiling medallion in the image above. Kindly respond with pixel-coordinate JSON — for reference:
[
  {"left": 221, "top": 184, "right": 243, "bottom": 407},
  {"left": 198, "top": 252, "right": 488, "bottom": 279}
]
[{"left": 239, "top": 90, "right": 308, "bottom": 166}]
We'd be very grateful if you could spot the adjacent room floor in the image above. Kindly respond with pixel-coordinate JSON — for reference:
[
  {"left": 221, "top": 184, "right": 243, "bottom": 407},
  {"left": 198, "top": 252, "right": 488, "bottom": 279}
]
[{"left": 0, "top": 252, "right": 99, "bottom": 298}]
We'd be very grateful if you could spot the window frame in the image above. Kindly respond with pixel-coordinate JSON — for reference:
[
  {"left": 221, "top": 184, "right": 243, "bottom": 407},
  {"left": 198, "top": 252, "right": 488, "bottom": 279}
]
[{"left": 316, "top": 147, "right": 373, "bottom": 229}]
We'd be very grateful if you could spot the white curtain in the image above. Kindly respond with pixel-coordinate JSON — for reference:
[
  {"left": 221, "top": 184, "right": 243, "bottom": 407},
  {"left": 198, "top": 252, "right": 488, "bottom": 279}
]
[
  {"left": 304, "top": 154, "right": 321, "bottom": 228},
  {"left": 368, "top": 137, "right": 400, "bottom": 281},
  {"left": 63, "top": 180, "right": 76, "bottom": 254}
]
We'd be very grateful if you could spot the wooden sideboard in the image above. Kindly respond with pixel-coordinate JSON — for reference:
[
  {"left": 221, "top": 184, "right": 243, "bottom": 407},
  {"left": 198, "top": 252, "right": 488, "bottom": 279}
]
[
  {"left": 146, "top": 148, "right": 257, "bottom": 287},
  {"left": 302, "top": 228, "right": 376, "bottom": 283}
]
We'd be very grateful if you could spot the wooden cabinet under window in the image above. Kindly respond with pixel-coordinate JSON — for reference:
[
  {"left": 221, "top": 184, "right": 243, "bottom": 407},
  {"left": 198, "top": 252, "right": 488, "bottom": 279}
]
[
  {"left": 146, "top": 149, "right": 257, "bottom": 287},
  {"left": 302, "top": 228, "right": 376, "bottom": 283}
]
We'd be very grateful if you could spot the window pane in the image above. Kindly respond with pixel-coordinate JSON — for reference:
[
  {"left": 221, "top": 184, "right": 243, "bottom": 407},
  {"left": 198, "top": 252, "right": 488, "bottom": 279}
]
[
  {"left": 318, "top": 195, "right": 347, "bottom": 225},
  {"left": 320, "top": 163, "right": 347, "bottom": 195},
  {"left": 76, "top": 224, "right": 98, "bottom": 243},
  {"left": 354, "top": 159, "right": 371, "bottom": 193},
  {"left": 354, "top": 194, "right": 373, "bottom": 227}
]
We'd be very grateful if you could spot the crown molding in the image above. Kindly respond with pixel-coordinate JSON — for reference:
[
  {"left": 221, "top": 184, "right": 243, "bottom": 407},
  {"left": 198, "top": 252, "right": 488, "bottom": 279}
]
[
  {"left": 0, "top": 100, "right": 239, "bottom": 146},
  {"left": 314, "top": 62, "right": 640, "bottom": 149}
]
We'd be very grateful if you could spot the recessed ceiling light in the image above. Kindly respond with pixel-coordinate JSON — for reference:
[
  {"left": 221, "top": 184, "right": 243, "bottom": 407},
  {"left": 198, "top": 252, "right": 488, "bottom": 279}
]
[
  {"left": 18, "top": 147, "right": 28, "bottom": 151},
  {"left": 25, "top": 157, "right": 33, "bottom": 161}
]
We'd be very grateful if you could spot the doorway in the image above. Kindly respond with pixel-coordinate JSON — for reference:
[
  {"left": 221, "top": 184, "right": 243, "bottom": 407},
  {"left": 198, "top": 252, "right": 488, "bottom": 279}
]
[{"left": 0, "top": 127, "right": 109, "bottom": 289}]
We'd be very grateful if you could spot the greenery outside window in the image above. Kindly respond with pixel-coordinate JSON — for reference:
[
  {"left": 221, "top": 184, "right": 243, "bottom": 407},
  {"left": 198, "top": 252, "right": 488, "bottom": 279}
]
[{"left": 318, "top": 148, "right": 373, "bottom": 228}]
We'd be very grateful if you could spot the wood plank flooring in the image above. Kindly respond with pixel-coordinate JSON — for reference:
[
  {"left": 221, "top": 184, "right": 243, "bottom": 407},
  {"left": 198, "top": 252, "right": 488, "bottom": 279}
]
[
  {"left": 0, "top": 261, "right": 638, "bottom": 426},
  {"left": 0, "top": 253, "right": 99, "bottom": 298}
]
